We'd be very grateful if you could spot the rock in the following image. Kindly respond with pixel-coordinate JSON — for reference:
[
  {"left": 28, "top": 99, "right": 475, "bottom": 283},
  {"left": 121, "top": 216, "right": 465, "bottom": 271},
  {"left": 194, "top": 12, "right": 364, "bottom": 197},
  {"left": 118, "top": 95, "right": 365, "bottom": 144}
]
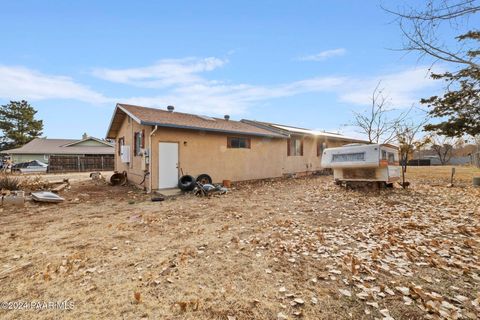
[
  {"left": 277, "top": 312, "right": 288, "bottom": 320},
  {"left": 293, "top": 298, "right": 304, "bottom": 305},
  {"left": 279, "top": 286, "right": 287, "bottom": 293}
]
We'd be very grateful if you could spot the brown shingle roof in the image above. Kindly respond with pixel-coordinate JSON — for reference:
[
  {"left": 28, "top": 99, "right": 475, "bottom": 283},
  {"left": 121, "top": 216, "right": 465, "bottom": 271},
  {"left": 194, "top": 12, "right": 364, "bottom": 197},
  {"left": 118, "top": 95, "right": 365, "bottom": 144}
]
[
  {"left": 1, "top": 138, "right": 114, "bottom": 155},
  {"left": 106, "top": 103, "right": 287, "bottom": 139}
]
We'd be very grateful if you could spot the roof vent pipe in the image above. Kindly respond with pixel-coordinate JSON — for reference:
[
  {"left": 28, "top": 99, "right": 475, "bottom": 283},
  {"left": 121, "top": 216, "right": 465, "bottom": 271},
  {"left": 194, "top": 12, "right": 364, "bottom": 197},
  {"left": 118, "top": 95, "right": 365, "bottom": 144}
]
[
  {"left": 167, "top": 105, "right": 174, "bottom": 112},
  {"left": 224, "top": 115, "right": 230, "bottom": 121}
]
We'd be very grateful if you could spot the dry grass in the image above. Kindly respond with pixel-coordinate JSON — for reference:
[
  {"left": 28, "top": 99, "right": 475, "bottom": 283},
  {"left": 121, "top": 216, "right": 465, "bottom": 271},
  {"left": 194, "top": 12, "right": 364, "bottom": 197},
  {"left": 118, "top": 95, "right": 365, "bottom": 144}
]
[
  {"left": 0, "top": 166, "right": 479, "bottom": 319},
  {"left": 407, "top": 166, "right": 480, "bottom": 184}
]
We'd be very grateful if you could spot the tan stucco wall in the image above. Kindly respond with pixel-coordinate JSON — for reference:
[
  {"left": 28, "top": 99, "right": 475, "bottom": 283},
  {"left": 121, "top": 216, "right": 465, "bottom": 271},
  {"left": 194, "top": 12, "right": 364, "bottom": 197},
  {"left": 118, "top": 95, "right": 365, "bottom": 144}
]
[
  {"left": 283, "top": 136, "right": 354, "bottom": 174},
  {"left": 114, "top": 115, "right": 355, "bottom": 190},
  {"left": 114, "top": 116, "right": 152, "bottom": 187},
  {"left": 149, "top": 127, "right": 285, "bottom": 189}
]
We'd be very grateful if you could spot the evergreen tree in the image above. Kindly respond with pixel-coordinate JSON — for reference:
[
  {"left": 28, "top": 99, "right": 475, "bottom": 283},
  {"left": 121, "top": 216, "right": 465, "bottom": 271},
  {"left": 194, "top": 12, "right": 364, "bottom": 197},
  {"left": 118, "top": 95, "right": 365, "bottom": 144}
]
[{"left": 0, "top": 100, "right": 44, "bottom": 150}]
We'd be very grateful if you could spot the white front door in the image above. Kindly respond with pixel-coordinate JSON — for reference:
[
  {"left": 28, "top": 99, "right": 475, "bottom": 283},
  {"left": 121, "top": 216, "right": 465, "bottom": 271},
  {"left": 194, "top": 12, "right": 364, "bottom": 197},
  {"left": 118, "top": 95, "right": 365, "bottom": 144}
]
[{"left": 158, "top": 142, "right": 179, "bottom": 189}]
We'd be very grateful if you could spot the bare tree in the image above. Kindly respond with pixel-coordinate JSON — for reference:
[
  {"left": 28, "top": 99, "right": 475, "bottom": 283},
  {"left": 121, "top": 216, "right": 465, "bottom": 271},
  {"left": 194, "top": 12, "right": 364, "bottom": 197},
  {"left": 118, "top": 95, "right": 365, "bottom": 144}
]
[
  {"left": 474, "top": 134, "right": 480, "bottom": 149},
  {"left": 395, "top": 118, "right": 430, "bottom": 188},
  {"left": 383, "top": 0, "right": 480, "bottom": 68},
  {"left": 353, "top": 82, "right": 410, "bottom": 144},
  {"left": 430, "top": 134, "right": 463, "bottom": 164}
]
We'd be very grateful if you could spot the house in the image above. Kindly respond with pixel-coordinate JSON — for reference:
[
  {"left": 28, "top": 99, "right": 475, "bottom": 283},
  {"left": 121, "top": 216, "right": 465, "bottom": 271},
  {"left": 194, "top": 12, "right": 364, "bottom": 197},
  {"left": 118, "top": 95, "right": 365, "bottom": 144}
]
[
  {"left": 411, "top": 145, "right": 478, "bottom": 166},
  {"left": 106, "top": 103, "right": 366, "bottom": 191},
  {"left": 243, "top": 119, "right": 367, "bottom": 175},
  {"left": 0, "top": 135, "right": 114, "bottom": 165}
]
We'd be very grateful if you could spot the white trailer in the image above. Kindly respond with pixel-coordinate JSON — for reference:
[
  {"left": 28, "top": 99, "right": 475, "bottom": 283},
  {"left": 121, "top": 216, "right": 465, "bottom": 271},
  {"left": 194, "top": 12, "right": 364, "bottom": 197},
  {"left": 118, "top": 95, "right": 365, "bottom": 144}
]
[{"left": 321, "top": 144, "right": 401, "bottom": 187}]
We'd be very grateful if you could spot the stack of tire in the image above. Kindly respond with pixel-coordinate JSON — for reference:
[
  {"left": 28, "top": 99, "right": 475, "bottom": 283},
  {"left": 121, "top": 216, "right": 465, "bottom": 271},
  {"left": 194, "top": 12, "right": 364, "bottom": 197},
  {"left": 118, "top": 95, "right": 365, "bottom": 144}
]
[{"left": 178, "top": 174, "right": 212, "bottom": 191}]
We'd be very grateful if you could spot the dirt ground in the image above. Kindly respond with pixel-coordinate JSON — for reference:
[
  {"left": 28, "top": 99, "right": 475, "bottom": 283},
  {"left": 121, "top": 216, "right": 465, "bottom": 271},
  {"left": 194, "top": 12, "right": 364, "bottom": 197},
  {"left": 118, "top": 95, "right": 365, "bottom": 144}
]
[
  {"left": 14, "top": 171, "right": 115, "bottom": 183},
  {"left": 0, "top": 166, "right": 479, "bottom": 320}
]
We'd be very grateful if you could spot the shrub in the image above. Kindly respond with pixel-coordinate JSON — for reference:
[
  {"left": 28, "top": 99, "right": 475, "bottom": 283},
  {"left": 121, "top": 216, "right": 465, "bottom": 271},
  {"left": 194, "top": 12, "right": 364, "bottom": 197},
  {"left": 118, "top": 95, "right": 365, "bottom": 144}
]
[{"left": 0, "top": 174, "right": 21, "bottom": 191}]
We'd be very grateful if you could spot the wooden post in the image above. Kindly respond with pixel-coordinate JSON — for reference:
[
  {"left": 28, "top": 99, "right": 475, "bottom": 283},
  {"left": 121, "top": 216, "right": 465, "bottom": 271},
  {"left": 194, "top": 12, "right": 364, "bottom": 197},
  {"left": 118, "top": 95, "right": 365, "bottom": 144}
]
[{"left": 450, "top": 167, "right": 456, "bottom": 186}]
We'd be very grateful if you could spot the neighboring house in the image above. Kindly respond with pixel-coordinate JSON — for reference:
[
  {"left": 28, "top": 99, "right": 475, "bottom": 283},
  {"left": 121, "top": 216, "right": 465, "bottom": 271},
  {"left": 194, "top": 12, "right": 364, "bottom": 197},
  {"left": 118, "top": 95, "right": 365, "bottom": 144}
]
[
  {"left": 0, "top": 135, "right": 114, "bottom": 164},
  {"left": 106, "top": 103, "right": 366, "bottom": 191},
  {"left": 411, "top": 148, "right": 475, "bottom": 166}
]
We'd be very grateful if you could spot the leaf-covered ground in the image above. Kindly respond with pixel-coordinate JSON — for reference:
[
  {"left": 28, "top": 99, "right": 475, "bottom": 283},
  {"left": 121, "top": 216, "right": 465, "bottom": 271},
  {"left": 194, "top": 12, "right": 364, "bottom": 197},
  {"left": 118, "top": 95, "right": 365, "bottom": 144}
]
[{"left": 0, "top": 166, "right": 479, "bottom": 319}]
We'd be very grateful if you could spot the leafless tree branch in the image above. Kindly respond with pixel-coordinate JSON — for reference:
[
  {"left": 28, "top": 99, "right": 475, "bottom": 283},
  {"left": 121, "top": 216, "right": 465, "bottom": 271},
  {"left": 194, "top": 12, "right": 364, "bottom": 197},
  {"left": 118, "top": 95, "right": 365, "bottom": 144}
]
[{"left": 383, "top": 0, "right": 480, "bottom": 68}]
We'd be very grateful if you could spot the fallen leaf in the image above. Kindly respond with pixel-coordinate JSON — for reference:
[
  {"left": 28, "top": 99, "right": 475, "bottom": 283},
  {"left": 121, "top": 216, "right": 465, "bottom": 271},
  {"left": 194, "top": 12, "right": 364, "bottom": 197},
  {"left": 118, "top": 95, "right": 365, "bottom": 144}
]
[{"left": 339, "top": 289, "right": 351, "bottom": 297}]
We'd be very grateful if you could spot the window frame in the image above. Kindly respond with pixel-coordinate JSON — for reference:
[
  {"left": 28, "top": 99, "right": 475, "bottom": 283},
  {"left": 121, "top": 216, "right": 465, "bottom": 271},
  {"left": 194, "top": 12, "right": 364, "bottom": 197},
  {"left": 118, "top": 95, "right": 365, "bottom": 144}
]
[
  {"left": 117, "top": 137, "right": 125, "bottom": 156},
  {"left": 134, "top": 130, "right": 145, "bottom": 156},
  {"left": 287, "top": 137, "right": 303, "bottom": 157},
  {"left": 317, "top": 141, "right": 327, "bottom": 156},
  {"left": 387, "top": 152, "right": 396, "bottom": 164},
  {"left": 381, "top": 150, "right": 387, "bottom": 160},
  {"left": 227, "top": 136, "right": 251, "bottom": 149}
]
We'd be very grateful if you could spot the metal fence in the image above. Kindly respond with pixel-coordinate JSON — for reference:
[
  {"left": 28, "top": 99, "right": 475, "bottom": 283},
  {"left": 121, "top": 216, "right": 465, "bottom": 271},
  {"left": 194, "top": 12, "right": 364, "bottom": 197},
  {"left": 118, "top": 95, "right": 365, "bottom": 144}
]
[{"left": 47, "top": 155, "right": 114, "bottom": 173}]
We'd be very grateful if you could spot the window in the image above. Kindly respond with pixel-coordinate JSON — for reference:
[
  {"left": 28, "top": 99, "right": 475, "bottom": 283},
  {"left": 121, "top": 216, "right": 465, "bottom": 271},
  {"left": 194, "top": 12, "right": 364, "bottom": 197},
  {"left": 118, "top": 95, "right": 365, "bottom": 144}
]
[
  {"left": 381, "top": 150, "right": 387, "bottom": 160},
  {"left": 317, "top": 141, "right": 327, "bottom": 156},
  {"left": 227, "top": 137, "right": 250, "bottom": 148},
  {"left": 332, "top": 152, "right": 365, "bottom": 162},
  {"left": 387, "top": 152, "right": 395, "bottom": 164},
  {"left": 134, "top": 130, "right": 145, "bottom": 156},
  {"left": 117, "top": 137, "right": 125, "bottom": 156},
  {"left": 287, "top": 137, "right": 303, "bottom": 156}
]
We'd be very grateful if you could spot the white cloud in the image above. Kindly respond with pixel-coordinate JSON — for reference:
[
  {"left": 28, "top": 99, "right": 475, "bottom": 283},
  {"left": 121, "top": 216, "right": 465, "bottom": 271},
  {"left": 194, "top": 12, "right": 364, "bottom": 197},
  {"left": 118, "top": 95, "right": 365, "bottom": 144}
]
[
  {"left": 91, "top": 57, "right": 227, "bottom": 88},
  {"left": 119, "top": 76, "right": 346, "bottom": 116},
  {"left": 339, "top": 66, "right": 441, "bottom": 108},
  {"left": 114, "top": 63, "right": 439, "bottom": 115},
  {"left": 95, "top": 57, "right": 347, "bottom": 115},
  {"left": 0, "top": 58, "right": 441, "bottom": 118},
  {"left": 298, "top": 48, "right": 347, "bottom": 61},
  {"left": 0, "top": 65, "right": 110, "bottom": 104}
]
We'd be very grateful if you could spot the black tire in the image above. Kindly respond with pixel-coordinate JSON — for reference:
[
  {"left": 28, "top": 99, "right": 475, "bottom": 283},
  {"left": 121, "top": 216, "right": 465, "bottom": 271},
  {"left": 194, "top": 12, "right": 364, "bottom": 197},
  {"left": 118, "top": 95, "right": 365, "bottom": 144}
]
[
  {"left": 110, "top": 172, "right": 127, "bottom": 186},
  {"left": 178, "top": 175, "right": 195, "bottom": 191},
  {"left": 196, "top": 174, "right": 212, "bottom": 185}
]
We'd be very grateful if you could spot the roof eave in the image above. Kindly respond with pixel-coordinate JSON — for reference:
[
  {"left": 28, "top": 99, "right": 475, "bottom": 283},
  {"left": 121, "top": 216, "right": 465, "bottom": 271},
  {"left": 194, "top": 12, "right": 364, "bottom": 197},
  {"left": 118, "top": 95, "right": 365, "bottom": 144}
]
[
  {"left": 141, "top": 121, "right": 287, "bottom": 138},
  {"left": 62, "top": 137, "right": 114, "bottom": 147},
  {"left": 106, "top": 104, "right": 143, "bottom": 139},
  {"left": 240, "top": 119, "right": 292, "bottom": 137}
]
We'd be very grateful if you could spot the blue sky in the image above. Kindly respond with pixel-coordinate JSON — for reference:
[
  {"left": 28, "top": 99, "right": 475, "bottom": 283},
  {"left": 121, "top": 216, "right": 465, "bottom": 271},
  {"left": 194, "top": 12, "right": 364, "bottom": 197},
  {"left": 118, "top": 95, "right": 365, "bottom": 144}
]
[{"left": 0, "top": 0, "right": 471, "bottom": 139}]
